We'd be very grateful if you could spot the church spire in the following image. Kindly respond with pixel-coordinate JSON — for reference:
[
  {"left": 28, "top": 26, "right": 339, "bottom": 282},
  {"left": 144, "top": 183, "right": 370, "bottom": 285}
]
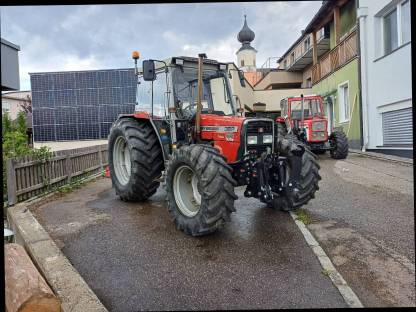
[{"left": 237, "top": 14, "right": 255, "bottom": 44}]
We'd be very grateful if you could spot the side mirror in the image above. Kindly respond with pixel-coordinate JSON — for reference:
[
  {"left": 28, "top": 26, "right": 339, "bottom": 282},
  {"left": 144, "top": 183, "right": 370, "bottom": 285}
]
[
  {"left": 142, "top": 60, "right": 156, "bottom": 81},
  {"left": 238, "top": 70, "right": 246, "bottom": 88}
]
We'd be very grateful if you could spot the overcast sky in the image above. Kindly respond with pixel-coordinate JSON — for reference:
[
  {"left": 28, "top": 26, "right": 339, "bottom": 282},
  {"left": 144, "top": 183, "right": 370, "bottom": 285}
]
[{"left": 1, "top": 1, "right": 322, "bottom": 90}]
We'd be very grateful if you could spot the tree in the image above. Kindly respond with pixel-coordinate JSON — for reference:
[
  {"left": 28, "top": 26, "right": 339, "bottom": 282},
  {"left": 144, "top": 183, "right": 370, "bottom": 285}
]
[
  {"left": 19, "top": 95, "right": 32, "bottom": 113},
  {"left": 15, "top": 111, "right": 27, "bottom": 135},
  {"left": 2, "top": 113, "right": 14, "bottom": 139}
]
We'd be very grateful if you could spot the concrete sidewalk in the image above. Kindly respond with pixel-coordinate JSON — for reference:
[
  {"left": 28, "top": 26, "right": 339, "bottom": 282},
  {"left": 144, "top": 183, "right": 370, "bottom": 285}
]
[{"left": 349, "top": 149, "right": 413, "bottom": 165}]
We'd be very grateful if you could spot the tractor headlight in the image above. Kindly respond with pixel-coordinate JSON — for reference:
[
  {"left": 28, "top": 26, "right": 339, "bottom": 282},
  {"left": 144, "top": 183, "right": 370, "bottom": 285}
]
[
  {"left": 312, "top": 121, "right": 326, "bottom": 131},
  {"left": 247, "top": 135, "right": 258, "bottom": 145},
  {"left": 262, "top": 134, "right": 273, "bottom": 144}
]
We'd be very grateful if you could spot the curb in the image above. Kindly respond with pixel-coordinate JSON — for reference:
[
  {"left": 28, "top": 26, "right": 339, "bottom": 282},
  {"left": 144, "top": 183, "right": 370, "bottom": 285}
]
[
  {"left": 290, "top": 211, "right": 364, "bottom": 308},
  {"left": 7, "top": 203, "right": 108, "bottom": 312},
  {"left": 349, "top": 149, "right": 413, "bottom": 166}
]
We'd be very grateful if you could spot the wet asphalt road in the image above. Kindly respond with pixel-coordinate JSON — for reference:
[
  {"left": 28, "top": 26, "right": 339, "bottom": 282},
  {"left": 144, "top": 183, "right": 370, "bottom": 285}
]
[
  {"left": 304, "top": 153, "right": 414, "bottom": 307},
  {"left": 31, "top": 178, "right": 347, "bottom": 311},
  {"left": 29, "top": 153, "right": 415, "bottom": 309}
]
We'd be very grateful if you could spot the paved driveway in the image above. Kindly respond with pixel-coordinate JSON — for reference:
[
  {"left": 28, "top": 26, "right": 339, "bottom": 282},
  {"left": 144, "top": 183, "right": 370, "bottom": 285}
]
[
  {"left": 305, "top": 153, "right": 414, "bottom": 307},
  {"left": 30, "top": 178, "right": 346, "bottom": 311}
]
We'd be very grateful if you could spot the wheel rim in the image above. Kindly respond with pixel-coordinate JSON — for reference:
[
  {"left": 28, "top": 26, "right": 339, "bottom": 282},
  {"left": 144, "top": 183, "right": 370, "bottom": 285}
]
[
  {"left": 173, "top": 165, "right": 201, "bottom": 217},
  {"left": 113, "top": 136, "right": 131, "bottom": 185}
]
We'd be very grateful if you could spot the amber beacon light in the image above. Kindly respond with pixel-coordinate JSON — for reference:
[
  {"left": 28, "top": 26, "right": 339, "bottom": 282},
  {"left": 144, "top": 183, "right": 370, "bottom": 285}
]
[{"left": 132, "top": 51, "right": 140, "bottom": 60}]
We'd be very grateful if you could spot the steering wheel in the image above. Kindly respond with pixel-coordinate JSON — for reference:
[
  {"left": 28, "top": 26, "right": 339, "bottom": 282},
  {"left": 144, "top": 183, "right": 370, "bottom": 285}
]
[{"left": 178, "top": 101, "right": 196, "bottom": 119}]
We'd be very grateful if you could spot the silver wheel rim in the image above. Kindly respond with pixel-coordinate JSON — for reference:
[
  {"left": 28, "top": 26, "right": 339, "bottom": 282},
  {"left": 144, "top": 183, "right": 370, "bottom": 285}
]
[
  {"left": 113, "top": 136, "right": 131, "bottom": 185},
  {"left": 173, "top": 165, "right": 201, "bottom": 217}
]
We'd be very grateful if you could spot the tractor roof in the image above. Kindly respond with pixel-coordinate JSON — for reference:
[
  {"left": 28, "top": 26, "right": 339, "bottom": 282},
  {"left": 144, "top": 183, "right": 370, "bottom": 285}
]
[
  {"left": 139, "top": 56, "right": 226, "bottom": 72},
  {"left": 282, "top": 94, "right": 320, "bottom": 100}
]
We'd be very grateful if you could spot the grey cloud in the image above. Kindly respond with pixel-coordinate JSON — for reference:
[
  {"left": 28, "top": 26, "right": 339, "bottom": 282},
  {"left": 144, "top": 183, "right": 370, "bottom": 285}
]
[{"left": 1, "top": 2, "right": 321, "bottom": 89}]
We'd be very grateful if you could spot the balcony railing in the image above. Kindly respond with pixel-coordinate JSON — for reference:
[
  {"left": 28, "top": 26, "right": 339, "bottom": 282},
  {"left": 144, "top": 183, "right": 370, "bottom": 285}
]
[{"left": 311, "top": 29, "right": 357, "bottom": 84}]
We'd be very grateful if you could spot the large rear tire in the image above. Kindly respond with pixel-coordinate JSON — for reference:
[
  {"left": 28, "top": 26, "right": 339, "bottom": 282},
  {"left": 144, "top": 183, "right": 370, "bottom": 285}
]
[
  {"left": 108, "top": 118, "right": 164, "bottom": 201},
  {"left": 329, "top": 130, "right": 348, "bottom": 159},
  {"left": 165, "top": 144, "right": 237, "bottom": 236},
  {"left": 270, "top": 135, "right": 321, "bottom": 211}
]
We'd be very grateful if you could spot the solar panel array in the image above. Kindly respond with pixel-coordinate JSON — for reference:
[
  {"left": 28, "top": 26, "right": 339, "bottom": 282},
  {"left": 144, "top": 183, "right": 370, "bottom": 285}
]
[{"left": 30, "top": 69, "right": 136, "bottom": 142}]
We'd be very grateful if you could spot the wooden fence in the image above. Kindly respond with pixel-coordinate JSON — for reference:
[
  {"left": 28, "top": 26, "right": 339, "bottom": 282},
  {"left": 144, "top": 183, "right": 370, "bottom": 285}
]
[{"left": 6, "top": 144, "right": 108, "bottom": 206}]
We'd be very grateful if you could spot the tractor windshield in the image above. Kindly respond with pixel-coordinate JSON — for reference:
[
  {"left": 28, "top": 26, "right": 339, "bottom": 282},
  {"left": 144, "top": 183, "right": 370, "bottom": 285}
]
[
  {"left": 171, "top": 67, "right": 235, "bottom": 116},
  {"left": 290, "top": 98, "right": 323, "bottom": 119}
]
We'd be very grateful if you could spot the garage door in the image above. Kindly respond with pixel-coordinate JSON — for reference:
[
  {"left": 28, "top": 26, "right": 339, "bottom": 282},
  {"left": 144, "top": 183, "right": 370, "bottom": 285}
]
[{"left": 382, "top": 107, "right": 413, "bottom": 146}]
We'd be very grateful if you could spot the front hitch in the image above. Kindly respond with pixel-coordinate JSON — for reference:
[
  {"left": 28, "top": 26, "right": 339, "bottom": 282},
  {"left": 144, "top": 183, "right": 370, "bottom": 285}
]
[{"left": 286, "top": 144, "right": 305, "bottom": 199}]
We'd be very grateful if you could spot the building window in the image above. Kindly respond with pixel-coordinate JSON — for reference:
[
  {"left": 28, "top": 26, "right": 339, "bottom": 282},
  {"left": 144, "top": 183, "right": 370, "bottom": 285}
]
[
  {"left": 306, "top": 77, "right": 312, "bottom": 88},
  {"left": 283, "top": 60, "right": 287, "bottom": 69},
  {"left": 338, "top": 82, "right": 349, "bottom": 122},
  {"left": 384, "top": 8, "right": 398, "bottom": 54},
  {"left": 290, "top": 52, "right": 295, "bottom": 64},
  {"left": 2, "top": 101, "right": 11, "bottom": 114},
  {"left": 304, "top": 37, "right": 311, "bottom": 51},
  {"left": 401, "top": 0, "right": 411, "bottom": 44},
  {"left": 241, "top": 59, "right": 245, "bottom": 67},
  {"left": 317, "top": 27, "right": 325, "bottom": 40},
  {"left": 382, "top": 0, "right": 411, "bottom": 55}
]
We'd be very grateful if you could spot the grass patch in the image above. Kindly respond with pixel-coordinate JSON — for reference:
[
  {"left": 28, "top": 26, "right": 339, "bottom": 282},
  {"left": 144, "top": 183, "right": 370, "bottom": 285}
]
[
  {"left": 322, "top": 269, "right": 332, "bottom": 277},
  {"left": 294, "top": 208, "right": 312, "bottom": 225},
  {"left": 57, "top": 179, "right": 87, "bottom": 194}
]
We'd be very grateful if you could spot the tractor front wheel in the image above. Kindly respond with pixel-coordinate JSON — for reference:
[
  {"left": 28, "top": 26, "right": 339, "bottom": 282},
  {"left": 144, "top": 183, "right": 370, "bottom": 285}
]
[
  {"left": 166, "top": 144, "right": 237, "bottom": 236},
  {"left": 329, "top": 130, "right": 349, "bottom": 159},
  {"left": 270, "top": 136, "right": 321, "bottom": 211}
]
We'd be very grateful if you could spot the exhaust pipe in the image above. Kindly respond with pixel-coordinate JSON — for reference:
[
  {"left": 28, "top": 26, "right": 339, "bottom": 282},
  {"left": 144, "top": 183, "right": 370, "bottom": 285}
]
[{"left": 195, "top": 53, "right": 207, "bottom": 141}]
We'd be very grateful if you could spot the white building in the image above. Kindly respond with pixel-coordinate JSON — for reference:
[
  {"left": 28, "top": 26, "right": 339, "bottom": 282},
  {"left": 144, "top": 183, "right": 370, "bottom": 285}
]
[
  {"left": 358, "top": 0, "right": 412, "bottom": 157},
  {"left": 2, "top": 90, "right": 31, "bottom": 119}
]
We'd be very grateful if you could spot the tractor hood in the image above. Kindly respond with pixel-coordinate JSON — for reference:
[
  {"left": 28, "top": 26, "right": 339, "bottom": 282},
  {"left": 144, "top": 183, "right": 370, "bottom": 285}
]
[
  {"left": 200, "top": 114, "right": 245, "bottom": 127},
  {"left": 200, "top": 114, "right": 246, "bottom": 139},
  {"left": 200, "top": 114, "right": 246, "bottom": 162}
]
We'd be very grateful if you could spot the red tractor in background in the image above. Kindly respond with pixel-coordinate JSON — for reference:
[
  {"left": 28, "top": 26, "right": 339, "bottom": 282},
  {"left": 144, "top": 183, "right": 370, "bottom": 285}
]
[{"left": 276, "top": 95, "right": 348, "bottom": 159}]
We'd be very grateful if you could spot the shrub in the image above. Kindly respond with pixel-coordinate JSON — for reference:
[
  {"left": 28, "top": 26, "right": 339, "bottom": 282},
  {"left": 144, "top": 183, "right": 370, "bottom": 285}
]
[{"left": 2, "top": 112, "right": 52, "bottom": 205}]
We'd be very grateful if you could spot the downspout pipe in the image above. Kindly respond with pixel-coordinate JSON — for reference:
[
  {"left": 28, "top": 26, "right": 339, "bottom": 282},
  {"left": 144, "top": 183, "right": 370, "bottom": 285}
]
[
  {"left": 356, "top": 0, "right": 365, "bottom": 151},
  {"left": 357, "top": 2, "right": 369, "bottom": 151}
]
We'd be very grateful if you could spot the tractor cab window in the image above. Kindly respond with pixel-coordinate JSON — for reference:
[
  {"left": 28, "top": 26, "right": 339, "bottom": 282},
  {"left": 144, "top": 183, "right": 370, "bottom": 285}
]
[
  {"left": 290, "top": 98, "right": 323, "bottom": 119},
  {"left": 136, "top": 70, "right": 169, "bottom": 117},
  {"left": 172, "top": 67, "right": 235, "bottom": 117}
]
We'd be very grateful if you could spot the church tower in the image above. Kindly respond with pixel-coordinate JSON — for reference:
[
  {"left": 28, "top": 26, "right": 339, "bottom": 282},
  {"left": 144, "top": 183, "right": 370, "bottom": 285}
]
[{"left": 236, "top": 15, "right": 257, "bottom": 72}]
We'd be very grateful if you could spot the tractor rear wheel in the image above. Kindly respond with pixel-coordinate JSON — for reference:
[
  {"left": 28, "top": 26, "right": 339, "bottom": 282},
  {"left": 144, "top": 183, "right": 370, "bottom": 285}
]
[
  {"left": 270, "top": 136, "right": 321, "bottom": 211},
  {"left": 108, "top": 118, "right": 164, "bottom": 201},
  {"left": 329, "top": 130, "right": 349, "bottom": 159},
  {"left": 165, "top": 144, "right": 237, "bottom": 236}
]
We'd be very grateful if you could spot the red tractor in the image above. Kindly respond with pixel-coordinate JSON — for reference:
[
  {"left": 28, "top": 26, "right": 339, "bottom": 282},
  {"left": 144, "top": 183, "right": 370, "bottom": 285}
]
[
  {"left": 108, "top": 52, "right": 321, "bottom": 236},
  {"left": 276, "top": 95, "right": 348, "bottom": 159}
]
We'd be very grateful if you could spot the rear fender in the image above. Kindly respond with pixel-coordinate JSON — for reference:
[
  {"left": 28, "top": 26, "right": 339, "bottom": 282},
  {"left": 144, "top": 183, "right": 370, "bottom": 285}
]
[{"left": 115, "top": 114, "right": 168, "bottom": 162}]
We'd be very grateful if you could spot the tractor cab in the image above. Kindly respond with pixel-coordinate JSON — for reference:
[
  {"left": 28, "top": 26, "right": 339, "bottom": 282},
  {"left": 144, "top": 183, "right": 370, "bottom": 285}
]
[
  {"left": 283, "top": 95, "right": 325, "bottom": 120},
  {"left": 135, "top": 56, "right": 240, "bottom": 119},
  {"left": 279, "top": 95, "right": 328, "bottom": 143}
]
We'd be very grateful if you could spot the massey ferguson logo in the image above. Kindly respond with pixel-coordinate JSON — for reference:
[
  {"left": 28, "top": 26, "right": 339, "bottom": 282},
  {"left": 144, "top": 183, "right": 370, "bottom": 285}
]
[{"left": 258, "top": 127, "right": 264, "bottom": 133}]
